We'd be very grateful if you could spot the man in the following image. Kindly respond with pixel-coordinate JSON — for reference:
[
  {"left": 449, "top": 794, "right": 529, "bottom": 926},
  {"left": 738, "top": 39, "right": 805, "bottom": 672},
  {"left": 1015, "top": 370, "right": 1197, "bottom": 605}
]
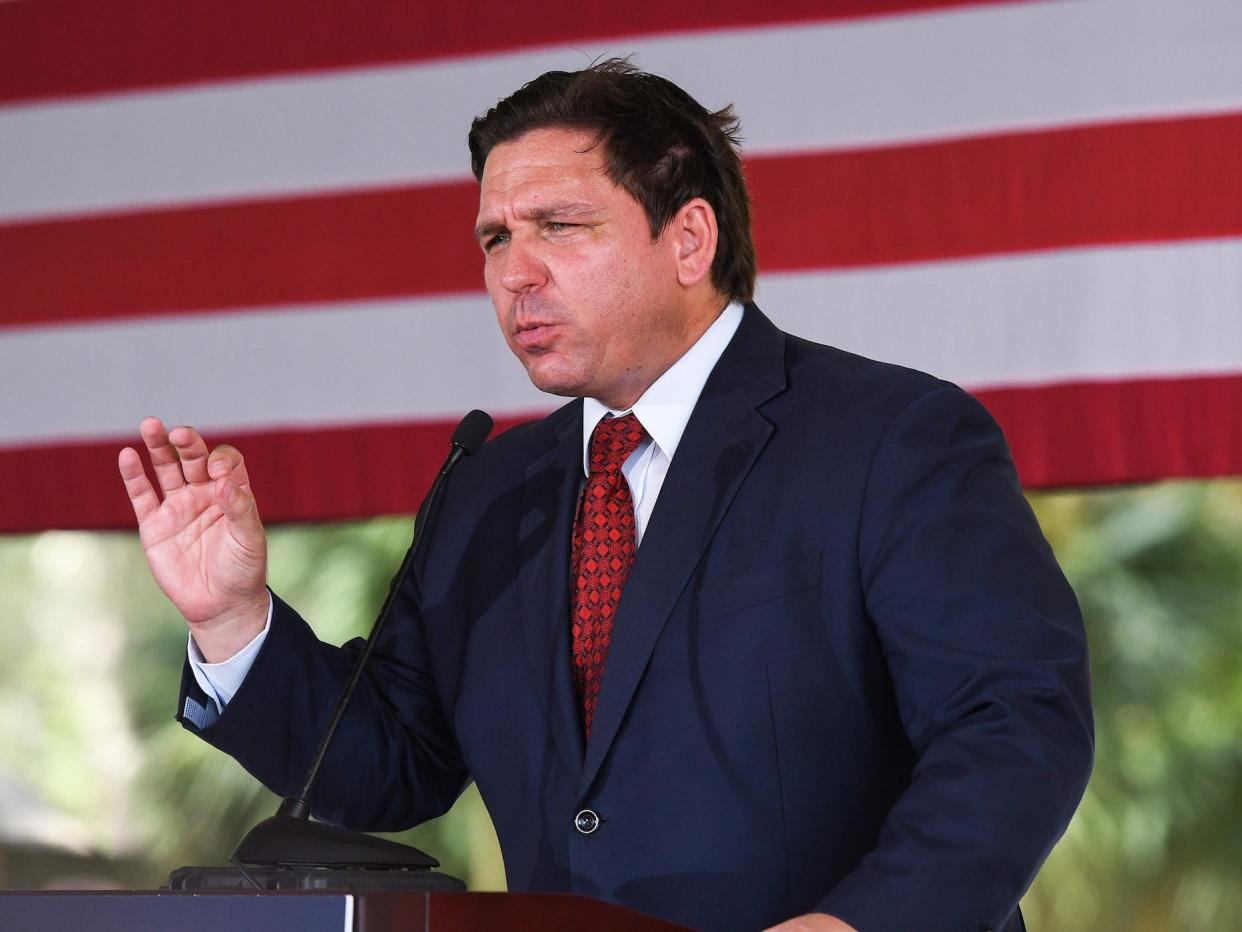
[{"left": 119, "top": 60, "right": 1092, "bottom": 931}]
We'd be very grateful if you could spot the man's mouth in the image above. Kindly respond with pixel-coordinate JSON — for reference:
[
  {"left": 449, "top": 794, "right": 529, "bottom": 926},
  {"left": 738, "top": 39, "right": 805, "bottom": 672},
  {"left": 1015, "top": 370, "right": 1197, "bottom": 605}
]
[{"left": 514, "top": 321, "right": 557, "bottom": 351}]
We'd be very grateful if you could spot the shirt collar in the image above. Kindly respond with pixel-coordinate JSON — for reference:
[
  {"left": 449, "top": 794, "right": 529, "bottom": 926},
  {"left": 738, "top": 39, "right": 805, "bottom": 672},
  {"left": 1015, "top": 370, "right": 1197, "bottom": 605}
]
[{"left": 581, "top": 301, "right": 745, "bottom": 476}]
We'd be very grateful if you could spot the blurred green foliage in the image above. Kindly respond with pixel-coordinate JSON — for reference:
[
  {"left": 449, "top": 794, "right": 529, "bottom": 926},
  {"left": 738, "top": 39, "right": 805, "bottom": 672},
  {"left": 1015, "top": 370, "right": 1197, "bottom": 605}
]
[
  {"left": 1023, "top": 481, "right": 1242, "bottom": 931},
  {"left": 0, "top": 515, "right": 503, "bottom": 893},
  {"left": 1, "top": 479, "right": 1240, "bottom": 929}
]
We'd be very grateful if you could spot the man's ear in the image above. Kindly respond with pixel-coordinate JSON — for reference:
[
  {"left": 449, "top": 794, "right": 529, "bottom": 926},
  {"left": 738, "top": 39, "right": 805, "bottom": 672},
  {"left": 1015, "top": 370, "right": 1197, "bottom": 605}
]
[{"left": 669, "top": 198, "right": 718, "bottom": 288}]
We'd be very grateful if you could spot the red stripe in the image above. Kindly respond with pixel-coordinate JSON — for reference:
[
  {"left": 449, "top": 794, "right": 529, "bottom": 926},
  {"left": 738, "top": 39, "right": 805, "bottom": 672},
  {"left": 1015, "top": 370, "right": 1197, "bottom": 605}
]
[
  {"left": 0, "top": 415, "right": 538, "bottom": 534},
  {"left": 974, "top": 374, "right": 1242, "bottom": 489},
  {"left": 0, "top": 0, "right": 1026, "bottom": 105},
  {"left": 2, "top": 374, "right": 1241, "bottom": 532},
  {"left": 7, "top": 112, "right": 1242, "bottom": 329},
  {"left": 1, "top": 183, "right": 483, "bottom": 328},
  {"left": 749, "top": 112, "right": 1242, "bottom": 272}
]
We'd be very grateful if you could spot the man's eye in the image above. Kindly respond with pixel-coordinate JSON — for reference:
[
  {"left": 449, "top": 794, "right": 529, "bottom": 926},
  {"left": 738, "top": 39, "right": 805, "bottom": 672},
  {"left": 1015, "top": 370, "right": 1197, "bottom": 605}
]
[
  {"left": 546, "top": 222, "right": 575, "bottom": 232},
  {"left": 484, "top": 233, "right": 509, "bottom": 251}
]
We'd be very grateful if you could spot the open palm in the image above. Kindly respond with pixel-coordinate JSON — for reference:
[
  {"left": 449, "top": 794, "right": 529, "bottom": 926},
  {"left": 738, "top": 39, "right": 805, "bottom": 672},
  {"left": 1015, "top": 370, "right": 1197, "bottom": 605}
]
[{"left": 119, "top": 417, "right": 269, "bottom": 656}]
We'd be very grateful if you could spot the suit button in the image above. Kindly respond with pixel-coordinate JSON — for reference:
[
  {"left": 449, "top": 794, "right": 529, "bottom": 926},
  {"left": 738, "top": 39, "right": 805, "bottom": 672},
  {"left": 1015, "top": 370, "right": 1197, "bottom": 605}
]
[{"left": 574, "top": 809, "right": 600, "bottom": 834}]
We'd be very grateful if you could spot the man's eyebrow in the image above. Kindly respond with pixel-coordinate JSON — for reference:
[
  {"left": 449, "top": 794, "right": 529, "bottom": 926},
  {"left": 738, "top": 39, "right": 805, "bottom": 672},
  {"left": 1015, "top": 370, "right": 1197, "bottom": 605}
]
[
  {"left": 474, "top": 220, "right": 505, "bottom": 243},
  {"left": 474, "top": 202, "right": 600, "bottom": 241},
  {"left": 522, "top": 201, "right": 598, "bottom": 221}
]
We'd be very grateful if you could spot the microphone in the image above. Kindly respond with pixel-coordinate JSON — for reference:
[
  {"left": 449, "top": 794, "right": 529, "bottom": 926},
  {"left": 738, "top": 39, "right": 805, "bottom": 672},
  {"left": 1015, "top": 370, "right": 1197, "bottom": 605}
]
[
  {"left": 451, "top": 408, "right": 493, "bottom": 456},
  {"left": 219, "top": 410, "right": 493, "bottom": 879}
]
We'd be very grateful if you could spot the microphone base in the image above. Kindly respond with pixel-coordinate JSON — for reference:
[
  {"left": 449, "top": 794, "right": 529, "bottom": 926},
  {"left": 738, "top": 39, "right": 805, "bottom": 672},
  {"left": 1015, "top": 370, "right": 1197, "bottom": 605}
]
[
  {"left": 166, "top": 814, "right": 465, "bottom": 892},
  {"left": 167, "top": 865, "right": 466, "bottom": 892},
  {"left": 231, "top": 813, "right": 440, "bottom": 870}
]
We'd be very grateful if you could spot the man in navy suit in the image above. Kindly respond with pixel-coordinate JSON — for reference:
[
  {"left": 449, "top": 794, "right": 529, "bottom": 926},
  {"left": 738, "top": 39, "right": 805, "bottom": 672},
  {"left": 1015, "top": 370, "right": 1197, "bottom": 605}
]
[{"left": 120, "top": 61, "right": 1092, "bottom": 931}]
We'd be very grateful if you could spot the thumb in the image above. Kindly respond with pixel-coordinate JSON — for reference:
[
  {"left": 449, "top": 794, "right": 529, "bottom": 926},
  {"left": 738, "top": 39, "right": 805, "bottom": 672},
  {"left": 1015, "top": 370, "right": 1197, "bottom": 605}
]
[{"left": 215, "top": 475, "right": 264, "bottom": 544}]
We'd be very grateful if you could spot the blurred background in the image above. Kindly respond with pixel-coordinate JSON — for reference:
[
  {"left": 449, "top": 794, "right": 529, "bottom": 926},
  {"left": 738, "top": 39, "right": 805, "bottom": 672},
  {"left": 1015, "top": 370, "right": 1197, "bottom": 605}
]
[{"left": 2, "top": 1, "right": 1240, "bottom": 929}]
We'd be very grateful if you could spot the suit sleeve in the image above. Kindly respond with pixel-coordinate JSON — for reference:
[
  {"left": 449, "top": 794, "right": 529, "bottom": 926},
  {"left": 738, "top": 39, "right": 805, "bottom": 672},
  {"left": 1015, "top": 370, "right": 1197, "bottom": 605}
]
[
  {"left": 175, "top": 578, "right": 469, "bottom": 832},
  {"left": 816, "top": 384, "right": 1094, "bottom": 932}
]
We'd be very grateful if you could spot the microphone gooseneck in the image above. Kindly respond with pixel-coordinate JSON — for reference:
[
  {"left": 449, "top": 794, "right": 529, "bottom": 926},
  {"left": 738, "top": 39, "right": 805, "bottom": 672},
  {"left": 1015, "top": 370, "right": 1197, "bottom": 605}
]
[{"left": 230, "top": 409, "right": 493, "bottom": 869}]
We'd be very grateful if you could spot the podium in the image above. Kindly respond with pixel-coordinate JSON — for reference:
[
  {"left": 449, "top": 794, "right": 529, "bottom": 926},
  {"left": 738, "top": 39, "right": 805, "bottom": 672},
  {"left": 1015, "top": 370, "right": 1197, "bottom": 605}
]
[{"left": 0, "top": 890, "right": 689, "bottom": 930}]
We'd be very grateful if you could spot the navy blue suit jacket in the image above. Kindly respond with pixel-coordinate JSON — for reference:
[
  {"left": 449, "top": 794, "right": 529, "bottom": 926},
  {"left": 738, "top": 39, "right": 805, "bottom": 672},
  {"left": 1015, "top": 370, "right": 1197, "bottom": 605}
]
[{"left": 181, "top": 305, "right": 1093, "bottom": 931}]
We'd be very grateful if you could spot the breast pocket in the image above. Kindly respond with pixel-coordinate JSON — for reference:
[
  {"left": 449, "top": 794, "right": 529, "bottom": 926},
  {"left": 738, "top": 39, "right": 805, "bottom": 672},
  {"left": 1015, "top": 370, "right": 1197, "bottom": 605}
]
[{"left": 698, "top": 549, "right": 823, "bottom": 621}]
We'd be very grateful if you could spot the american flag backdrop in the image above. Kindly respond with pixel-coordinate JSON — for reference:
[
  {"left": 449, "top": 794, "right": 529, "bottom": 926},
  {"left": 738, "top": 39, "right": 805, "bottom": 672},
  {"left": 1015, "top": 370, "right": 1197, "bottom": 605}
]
[{"left": 2, "top": 0, "right": 1240, "bottom": 533}]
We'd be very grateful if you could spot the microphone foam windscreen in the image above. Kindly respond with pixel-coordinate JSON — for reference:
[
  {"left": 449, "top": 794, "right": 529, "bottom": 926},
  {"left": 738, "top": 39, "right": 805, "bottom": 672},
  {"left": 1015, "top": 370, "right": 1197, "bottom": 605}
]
[{"left": 452, "top": 409, "right": 494, "bottom": 455}]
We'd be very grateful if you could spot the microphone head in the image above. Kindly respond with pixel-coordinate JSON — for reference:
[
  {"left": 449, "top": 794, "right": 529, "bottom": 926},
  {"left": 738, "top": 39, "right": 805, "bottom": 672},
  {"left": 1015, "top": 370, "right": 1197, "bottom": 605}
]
[{"left": 451, "top": 409, "right": 493, "bottom": 456}]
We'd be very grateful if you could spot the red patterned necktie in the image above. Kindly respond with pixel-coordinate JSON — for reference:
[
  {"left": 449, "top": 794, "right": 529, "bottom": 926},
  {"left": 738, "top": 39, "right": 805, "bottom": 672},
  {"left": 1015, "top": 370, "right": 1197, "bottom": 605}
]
[{"left": 571, "top": 413, "right": 647, "bottom": 738}]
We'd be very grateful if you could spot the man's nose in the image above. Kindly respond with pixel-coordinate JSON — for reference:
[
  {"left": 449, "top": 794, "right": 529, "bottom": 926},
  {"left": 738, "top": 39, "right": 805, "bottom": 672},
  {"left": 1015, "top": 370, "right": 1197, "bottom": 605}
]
[{"left": 498, "top": 238, "right": 548, "bottom": 292}]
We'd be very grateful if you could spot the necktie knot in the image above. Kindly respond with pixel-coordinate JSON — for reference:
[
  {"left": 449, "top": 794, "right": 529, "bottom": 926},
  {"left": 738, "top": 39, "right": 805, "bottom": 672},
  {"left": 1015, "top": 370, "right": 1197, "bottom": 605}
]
[{"left": 589, "top": 413, "right": 646, "bottom": 478}]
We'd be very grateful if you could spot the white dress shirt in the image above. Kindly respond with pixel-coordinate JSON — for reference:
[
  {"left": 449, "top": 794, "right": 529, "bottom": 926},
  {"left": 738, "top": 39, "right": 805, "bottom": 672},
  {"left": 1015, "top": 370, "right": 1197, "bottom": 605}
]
[{"left": 189, "top": 301, "right": 745, "bottom": 713}]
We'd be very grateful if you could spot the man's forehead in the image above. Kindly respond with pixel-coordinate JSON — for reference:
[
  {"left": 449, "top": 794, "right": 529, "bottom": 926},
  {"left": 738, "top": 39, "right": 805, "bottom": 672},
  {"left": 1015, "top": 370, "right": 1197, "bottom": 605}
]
[
  {"left": 481, "top": 163, "right": 597, "bottom": 201},
  {"left": 476, "top": 130, "right": 618, "bottom": 224}
]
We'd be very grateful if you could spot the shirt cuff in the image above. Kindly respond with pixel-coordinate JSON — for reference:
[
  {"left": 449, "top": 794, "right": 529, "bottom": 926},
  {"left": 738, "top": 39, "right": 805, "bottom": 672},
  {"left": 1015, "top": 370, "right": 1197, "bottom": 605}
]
[{"left": 187, "top": 591, "right": 273, "bottom": 713}]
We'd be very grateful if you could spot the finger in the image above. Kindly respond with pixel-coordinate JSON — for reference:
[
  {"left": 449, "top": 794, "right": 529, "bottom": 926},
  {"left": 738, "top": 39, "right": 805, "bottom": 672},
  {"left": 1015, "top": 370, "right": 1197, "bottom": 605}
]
[
  {"left": 215, "top": 475, "right": 264, "bottom": 546},
  {"left": 118, "top": 446, "right": 161, "bottom": 524},
  {"left": 207, "top": 444, "right": 253, "bottom": 491},
  {"left": 168, "top": 425, "right": 211, "bottom": 484},
  {"left": 139, "top": 416, "right": 186, "bottom": 494}
]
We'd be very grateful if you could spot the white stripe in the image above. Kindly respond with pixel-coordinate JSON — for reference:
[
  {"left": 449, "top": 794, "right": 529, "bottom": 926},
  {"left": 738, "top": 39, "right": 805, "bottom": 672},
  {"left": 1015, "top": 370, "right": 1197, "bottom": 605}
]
[
  {"left": 758, "top": 238, "right": 1242, "bottom": 390},
  {"left": 4, "top": 239, "right": 1242, "bottom": 446},
  {"left": 1, "top": 295, "right": 553, "bottom": 445},
  {"left": 3, "top": 0, "right": 1242, "bottom": 222}
]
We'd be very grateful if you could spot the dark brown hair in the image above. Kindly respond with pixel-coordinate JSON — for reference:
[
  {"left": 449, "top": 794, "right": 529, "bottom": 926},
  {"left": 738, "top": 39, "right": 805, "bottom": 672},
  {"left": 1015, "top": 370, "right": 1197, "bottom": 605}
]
[{"left": 468, "top": 58, "right": 756, "bottom": 304}]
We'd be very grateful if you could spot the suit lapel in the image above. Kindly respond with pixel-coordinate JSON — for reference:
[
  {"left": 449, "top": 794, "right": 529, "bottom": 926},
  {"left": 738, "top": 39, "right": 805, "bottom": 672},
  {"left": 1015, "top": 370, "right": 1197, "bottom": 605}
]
[
  {"left": 579, "top": 305, "right": 788, "bottom": 796},
  {"left": 516, "top": 402, "right": 587, "bottom": 772}
]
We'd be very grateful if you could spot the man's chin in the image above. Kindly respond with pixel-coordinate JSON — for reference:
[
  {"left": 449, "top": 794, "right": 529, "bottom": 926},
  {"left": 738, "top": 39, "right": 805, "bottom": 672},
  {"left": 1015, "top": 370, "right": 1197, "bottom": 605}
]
[{"left": 522, "top": 361, "right": 588, "bottom": 399}]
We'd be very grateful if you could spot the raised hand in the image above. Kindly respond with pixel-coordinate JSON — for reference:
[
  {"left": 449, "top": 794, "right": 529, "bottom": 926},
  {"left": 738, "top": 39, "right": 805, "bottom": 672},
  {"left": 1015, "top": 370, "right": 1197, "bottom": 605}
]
[{"left": 118, "top": 417, "right": 269, "bottom": 662}]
